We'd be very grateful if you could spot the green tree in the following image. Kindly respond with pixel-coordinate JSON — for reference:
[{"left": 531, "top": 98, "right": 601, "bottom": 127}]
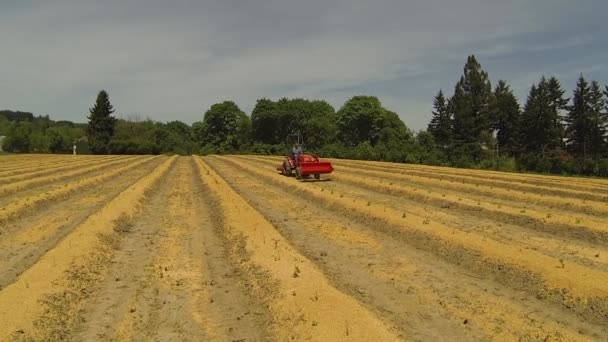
[
  {"left": 47, "top": 128, "right": 69, "bottom": 153},
  {"left": 565, "top": 76, "right": 606, "bottom": 158},
  {"left": 251, "top": 98, "right": 336, "bottom": 149},
  {"left": 337, "top": 96, "right": 410, "bottom": 147},
  {"left": 0, "top": 115, "right": 10, "bottom": 136},
  {"left": 198, "top": 101, "right": 251, "bottom": 153},
  {"left": 86, "top": 90, "right": 117, "bottom": 154},
  {"left": 3, "top": 123, "right": 31, "bottom": 152},
  {"left": 450, "top": 55, "right": 494, "bottom": 164},
  {"left": 520, "top": 77, "right": 568, "bottom": 158},
  {"left": 251, "top": 98, "right": 280, "bottom": 144},
  {"left": 492, "top": 80, "right": 521, "bottom": 156},
  {"left": 427, "top": 90, "right": 452, "bottom": 148}
]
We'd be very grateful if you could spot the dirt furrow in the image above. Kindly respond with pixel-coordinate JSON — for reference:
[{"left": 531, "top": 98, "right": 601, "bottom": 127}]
[
  {"left": 336, "top": 159, "right": 608, "bottom": 200},
  {"left": 0, "top": 156, "right": 158, "bottom": 224},
  {"left": 329, "top": 160, "right": 608, "bottom": 217},
  {"left": 0, "top": 155, "right": 142, "bottom": 198},
  {"left": 0, "top": 157, "right": 165, "bottom": 290},
  {"left": 243, "top": 156, "right": 608, "bottom": 244},
  {"left": 0, "top": 155, "right": 102, "bottom": 177},
  {"left": 244, "top": 157, "right": 608, "bottom": 270},
  {"left": 335, "top": 157, "right": 608, "bottom": 189},
  {"left": 0, "top": 155, "right": 128, "bottom": 183},
  {"left": 219, "top": 155, "right": 608, "bottom": 325},
  {"left": 206, "top": 157, "right": 606, "bottom": 340},
  {"left": 196, "top": 157, "right": 401, "bottom": 341},
  {"left": 75, "top": 157, "right": 270, "bottom": 341},
  {"left": 0, "top": 155, "right": 89, "bottom": 173},
  {"left": 0, "top": 156, "right": 176, "bottom": 341},
  {"left": 255, "top": 156, "right": 608, "bottom": 203}
]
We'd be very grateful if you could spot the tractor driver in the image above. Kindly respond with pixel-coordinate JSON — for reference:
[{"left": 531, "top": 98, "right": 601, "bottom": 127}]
[{"left": 292, "top": 143, "right": 303, "bottom": 167}]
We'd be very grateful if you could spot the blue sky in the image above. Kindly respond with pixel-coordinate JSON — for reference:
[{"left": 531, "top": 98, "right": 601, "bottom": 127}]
[{"left": 1, "top": 0, "right": 606, "bottom": 130}]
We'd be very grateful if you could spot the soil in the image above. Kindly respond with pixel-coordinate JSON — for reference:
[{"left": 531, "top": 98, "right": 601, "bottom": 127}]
[{"left": 1, "top": 154, "right": 607, "bottom": 341}]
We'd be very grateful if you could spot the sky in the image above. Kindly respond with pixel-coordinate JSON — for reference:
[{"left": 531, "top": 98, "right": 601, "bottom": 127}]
[{"left": 1, "top": 0, "right": 607, "bottom": 130}]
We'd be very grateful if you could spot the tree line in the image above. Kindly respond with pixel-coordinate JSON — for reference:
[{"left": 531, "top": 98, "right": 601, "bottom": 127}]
[
  {"left": 427, "top": 55, "right": 608, "bottom": 176},
  {"left": 1, "top": 55, "right": 607, "bottom": 176}
]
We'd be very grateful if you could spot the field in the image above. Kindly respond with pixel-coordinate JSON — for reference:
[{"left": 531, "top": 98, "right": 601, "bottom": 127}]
[{"left": 0, "top": 154, "right": 607, "bottom": 341}]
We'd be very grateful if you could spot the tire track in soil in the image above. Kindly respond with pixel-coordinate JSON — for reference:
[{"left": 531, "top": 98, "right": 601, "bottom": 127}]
[
  {"left": 75, "top": 157, "right": 271, "bottom": 341},
  {"left": 206, "top": 156, "right": 607, "bottom": 340},
  {"left": 0, "top": 157, "right": 165, "bottom": 290}
]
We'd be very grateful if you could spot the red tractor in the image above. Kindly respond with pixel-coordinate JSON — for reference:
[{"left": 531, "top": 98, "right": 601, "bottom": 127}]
[{"left": 277, "top": 153, "right": 334, "bottom": 180}]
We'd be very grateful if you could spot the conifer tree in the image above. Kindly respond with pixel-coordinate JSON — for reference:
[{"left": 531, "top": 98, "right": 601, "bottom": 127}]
[
  {"left": 492, "top": 80, "right": 521, "bottom": 156},
  {"left": 427, "top": 90, "right": 452, "bottom": 148},
  {"left": 86, "top": 90, "right": 117, "bottom": 154},
  {"left": 566, "top": 76, "right": 606, "bottom": 158},
  {"left": 520, "top": 77, "right": 567, "bottom": 158},
  {"left": 450, "top": 55, "right": 494, "bottom": 163}
]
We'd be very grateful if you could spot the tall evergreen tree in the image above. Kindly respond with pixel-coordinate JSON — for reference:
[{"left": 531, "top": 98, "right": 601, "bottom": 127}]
[
  {"left": 450, "top": 55, "right": 494, "bottom": 164},
  {"left": 427, "top": 90, "right": 452, "bottom": 148},
  {"left": 520, "top": 77, "right": 567, "bottom": 158},
  {"left": 565, "top": 76, "right": 606, "bottom": 158},
  {"left": 492, "top": 80, "right": 521, "bottom": 156},
  {"left": 86, "top": 90, "right": 117, "bottom": 154}
]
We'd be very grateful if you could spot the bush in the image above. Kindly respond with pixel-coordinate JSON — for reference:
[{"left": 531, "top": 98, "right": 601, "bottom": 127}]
[
  {"left": 596, "top": 159, "right": 608, "bottom": 177},
  {"left": 108, "top": 139, "right": 160, "bottom": 155},
  {"left": 249, "top": 143, "right": 285, "bottom": 155}
]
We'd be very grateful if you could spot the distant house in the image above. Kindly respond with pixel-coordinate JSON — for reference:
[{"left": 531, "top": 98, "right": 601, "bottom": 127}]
[{"left": 0, "top": 136, "right": 5, "bottom": 152}]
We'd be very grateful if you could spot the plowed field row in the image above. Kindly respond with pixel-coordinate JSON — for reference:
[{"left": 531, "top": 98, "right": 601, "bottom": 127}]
[
  {"left": 0, "top": 155, "right": 143, "bottom": 196},
  {"left": 0, "top": 155, "right": 129, "bottom": 183},
  {"left": 220, "top": 156, "right": 608, "bottom": 325},
  {"left": 0, "top": 156, "right": 158, "bottom": 224},
  {"left": 0, "top": 155, "right": 606, "bottom": 341},
  {"left": 205, "top": 156, "right": 608, "bottom": 340},
  {"left": 235, "top": 157, "right": 608, "bottom": 272},
  {"left": 0, "top": 155, "right": 102, "bottom": 173}
]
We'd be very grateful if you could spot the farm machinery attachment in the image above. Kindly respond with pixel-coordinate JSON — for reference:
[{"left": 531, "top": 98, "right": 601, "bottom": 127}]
[{"left": 277, "top": 154, "right": 334, "bottom": 180}]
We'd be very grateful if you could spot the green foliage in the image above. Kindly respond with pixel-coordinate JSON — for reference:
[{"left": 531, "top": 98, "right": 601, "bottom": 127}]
[
  {"left": 337, "top": 96, "right": 412, "bottom": 148},
  {"left": 251, "top": 98, "right": 337, "bottom": 149},
  {"left": 3, "top": 60, "right": 608, "bottom": 178},
  {"left": 428, "top": 90, "right": 452, "bottom": 148},
  {"left": 412, "top": 131, "right": 446, "bottom": 165},
  {"left": 520, "top": 77, "right": 568, "bottom": 159},
  {"left": 47, "top": 128, "right": 69, "bottom": 153},
  {"left": 3, "top": 124, "right": 31, "bottom": 152},
  {"left": 0, "top": 113, "right": 85, "bottom": 153},
  {"left": 198, "top": 101, "right": 251, "bottom": 153},
  {"left": 86, "top": 90, "right": 117, "bottom": 154},
  {"left": 449, "top": 55, "right": 494, "bottom": 164},
  {"left": 492, "top": 80, "right": 521, "bottom": 156},
  {"left": 565, "top": 76, "right": 606, "bottom": 158},
  {"left": 0, "top": 110, "right": 35, "bottom": 122}
]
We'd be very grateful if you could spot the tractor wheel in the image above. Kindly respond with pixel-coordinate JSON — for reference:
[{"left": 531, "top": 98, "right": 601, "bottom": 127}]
[
  {"left": 295, "top": 167, "right": 302, "bottom": 180},
  {"left": 314, "top": 174, "right": 320, "bottom": 180},
  {"left": 282, "top": 163, "right": 289, "bottom": 176}
]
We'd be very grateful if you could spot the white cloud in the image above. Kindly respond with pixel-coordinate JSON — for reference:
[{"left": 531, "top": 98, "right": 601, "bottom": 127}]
[{"left": 0, "top": 0, "right": 607, "bottom": 129}]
